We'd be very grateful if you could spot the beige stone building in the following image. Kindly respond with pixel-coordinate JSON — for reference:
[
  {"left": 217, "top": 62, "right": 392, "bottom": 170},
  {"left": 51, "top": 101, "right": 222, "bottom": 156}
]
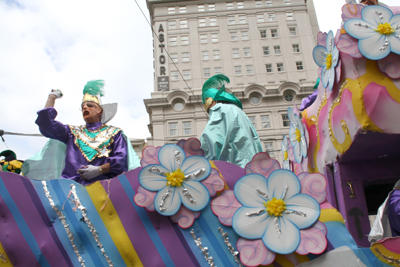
[{"left": 143, "top": 0, "right": 320, "bottom": 163}]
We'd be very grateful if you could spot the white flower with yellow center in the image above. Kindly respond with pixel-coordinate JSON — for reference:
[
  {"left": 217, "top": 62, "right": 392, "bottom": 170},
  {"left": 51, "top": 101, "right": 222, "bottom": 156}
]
[
  {"left": 232, "top": 169, "right": 320, "bottom": 254},
  {"left": 281, "top": 135, "right": 290, "bottom": 170},
  {"left": 344, "top": 5, "right": 400, "bottom": 60},
  {"left": 287, "top": 107, "right": 307, "bottom": 164},
  {"left": 139, "top": 144, "right": 211, "bottom": 216},
  {"left": 313, "top": 30, "right": 339, "bottom": 90}
]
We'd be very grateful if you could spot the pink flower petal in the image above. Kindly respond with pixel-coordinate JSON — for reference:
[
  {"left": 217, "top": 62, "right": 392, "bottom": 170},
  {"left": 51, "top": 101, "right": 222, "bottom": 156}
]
[
  {"left": 341, "top": 4, "right": 363, "bottom": 21},
  {"left": 201, "top": 168, "right": 225, "bottom": 197},
  {"left": 245, "top": 152, "right": 281, "bottom": 177},
  {"left": 337, "top": 34, "right": 362, "bottom": 58},
  {"left": 237, "top": 238, "right": 276, "bottom": 267},
  {"left": 140, "top": 146, "right": 161, "bottom": 167},
  {"left": 170, "top": 205, "right": 199, "bottom": 229},
  {"left": 297, "top": 173, "right": 327, "bottom": 204},
  {"left": 378, "top": 53, "right": 400, "bottom": 79},
  {"left": 317, "top": 32, "right": 327, "bottom": 47},
  {"left": 211, "top": 190, "right": 242, "bottom": 226},
  {"left": 336, "top": 59, "right": 342, "bottom": 83},
  {"left": 296, "top": 221, "right": 328, "bottom": 255},
  {"left": 177, "top": 138, "right": 204, "bottom": 157},
  {"left": 133, "top": 186, "right": 156, "bottom": 211}
]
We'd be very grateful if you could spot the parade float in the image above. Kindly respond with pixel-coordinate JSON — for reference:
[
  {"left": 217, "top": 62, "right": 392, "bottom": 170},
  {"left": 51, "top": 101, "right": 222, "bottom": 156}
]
[{"left": 0, "top": 2, "right": 400, "bottom": 267}]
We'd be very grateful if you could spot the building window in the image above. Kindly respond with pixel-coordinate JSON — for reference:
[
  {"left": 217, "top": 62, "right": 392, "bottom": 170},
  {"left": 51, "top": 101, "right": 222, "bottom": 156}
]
[
  {"left": 173, "top": 100, "right": 184, "bottom": 111},
  {"left": 168, "top": 21, "right": 176, "bottom": 29},
  {"left": 255, "top": 1, "right": 262, "bottom": 8},
  {"left": 249, "top": 116, "right": 256, "bottom": 127},
  {"left": 230, "top": 32, "right": 238, "bottom": 41},
  {"left": 268, "top": 13, "right": 275, "bottom": 21},
  {"left": 265, "top": 63, "right": 273, "bottom": 73},
  {"left": 277, "top": 63, "right": 284, "bottom": 72},
  {"left": 260, "top": 30, "right": 267, "bottom": 38},
  {"left": 232, "top": 48, "right": 240, "bottom": 58},
  {"left": 227, "top": 3, "right": 233, "bottom": 9},
  {"left": 296, "top": 61, "right": 304, "bottom": 70},
  {"left": 179, "top": 6, "right": 186, "bottom": 13},
  {"left": 228, "top": 16, "right": 235, "bottom": 25},
  {"left": 263, "top": 46, "right": 270, "bottom": 55},
  {"left": 213, "top": 50, "right": 220, "bottom": 60},
  {"left": 181, "top": 36, "right": 189, "bottom": 45},
  {"left": 170, "top": 53, "right": 178, "bottom": 63},
  {"left": 244, "top": 47, "right": 251, "bottom": 57},
  {"left": 208, "top": 4, "right": 215, "bottom": 10},
  {"left": 211, "top": 34, "right": 219, "bottom": 43},
  {"left": 199, "top": 18, "right": 206, "bottom": 27},
  {"left": 293, "top": 44, "right": 300, "bottom": 52},
  {"left": 284, "top": 0, "right": 291, "bottom": 5},
  {"left": 182, "top": 52, "right": 190, "bottom": 62},
  {"left": 210, "top": 17, "right": 217, "bottom": 26},
  {"left": 257, "top": 14, "right": 265, "bottom": 23},
  {"left": 241, "top": 31, "right": 249, "bottom": 40},
  {"left": 198, "top": 5, "right": 205, "bottom": 12},
  {"left": 235, "top": 65, "right": 242, "bottom": 75},
  {"left": 289, "top": 27, "right": 297, "bottom": 36},
  {"left": 168, "top": 7, "right": 175, "bottom": 14},
  {"left": 284, "top": 90, "right": 295, "bottom": 102},
  {"left": 180, "top": 20, "right": 188, "bottom": 28},
  {"left": 239, "top": 15, "right": 247, "bottom": 24},
  {"left": 264, "top": 142, "right": 273, "bottom": 153},
  {"left": 202, "top": 51, "right": 209, "bottom": 60},
  {"left": 246, "top": 65, "right": 254, "bottom": 74},
  {"left": 237, "top": 2, "right": 244, "bottom": 9},
  {"left": 170, "top": 36, "right": 177, "bottom": 46},
  {"left": 286, "top": 12, "right": 294, "bottom": 20},
  {"left": 266, "top": 0, "right": 273, "bottom": 6},
  {"left": 169, "top": 123, "right": 178, "bottom": 136},
  {"left": 171, "top": 71, "right": 179, "bottom": 80},
  {"left": 183, "top": 122, "right": 192, "bottom": 135},
  {"left": 271, "top": 29, "right": 278, "bottom": 37},
  {"left": 200, "top": 34, "right": 208, "bottom": 43},
  {"left": 215, "top": 67, "right": 222, "bottom": 74},
  {"left": 204, "top": 68, "right": 211, "bottom": 77},
  {"left": 282, "top": 114, "right": 290, "bottom": 127},
  {"left": 261, "top": 115, "right": 271, "bottom": 128},
  {"left": 274, "top": 45, "right": 281, "bottom": 54},
  {"left": 183, "top": 70, "right": 191, "bottom": 79}
]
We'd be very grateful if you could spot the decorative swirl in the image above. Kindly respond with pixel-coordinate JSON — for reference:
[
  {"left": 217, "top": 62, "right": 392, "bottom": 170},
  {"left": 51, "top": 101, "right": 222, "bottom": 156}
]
[
  {"left": 140, "top": 146, "right": 161, "bottom": 167},
  {"left": 297, "top": 173, "right": 327, "bottom": 204},
  {"left": 211, "top": 190, "right": 242, "bottom": 226},
  {"left": 244, "top": 153, "right": 280, "bottom": 177},
  {"left": 133, "top": 186, "right": 156, "bottom": 211},
  {"left": 177, "top": 138, "right": 204, "bottom": 157},
  {"left": 337, "top": 34, "right": 363, "bottom": 58},
  {"left": 378, "top": 53, "right": 400, "bottom": 79},
  {"left": 170, "top": 206, "right": 199, "bottom": 229},
  {"left": 296, "top": 221, "right": 328, "bottom": 255},
  {"left": 236, "top": 238, "right": 275, "bottom": 267},
  {"left": 341, "top": 4, "right": 362, "bottom": 21},
  {"left": 200, "top": 168, "right": 225, "bottom": 197}
]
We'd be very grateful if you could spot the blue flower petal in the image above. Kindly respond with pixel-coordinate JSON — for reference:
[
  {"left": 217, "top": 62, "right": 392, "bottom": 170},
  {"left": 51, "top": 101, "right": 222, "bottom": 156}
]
[
  {"left": 359, "top": 34, "right": 390, "bottom": 60},
  {"left": 181, "top": 156, "right": 211, "bottom": 182},
  {"left": 266, "top": 169, "right": 301, "bottom": 200},
  {"left": 285, "top": 194, "right": 320, "bottom": 229},
  {"left": 154, "top": 187, "right": 181, "bottom": 216},
  {"left": 179, "top": 181, "right": 210, "bottom": 211},
  {"left": 234, "top": 174, "right": 269, "bottom": 207},
  {"left": 344, "top": 18, "right": 376, "bottom": 40},
  {"left": 361, "top": 5, "right": 393, "bottom": 26},
  {"left": 313, "top": 45, "right": 328, "bottom": 67},
  {"left": 232, "top": 207, "right": 271, "bottom": 239},
  {"left": 262, "top": 217, "right": 300, "bottom": 254},
  {"left": 158, "top": 144, "right": 186, "bottom": 172},
  {"left": 139, "top": 164, "right": 170, "bottom": 191}
]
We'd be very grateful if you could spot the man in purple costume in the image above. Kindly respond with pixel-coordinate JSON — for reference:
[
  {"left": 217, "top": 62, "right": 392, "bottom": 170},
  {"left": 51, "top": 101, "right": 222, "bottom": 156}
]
[{"left": 35, "top": 80, "right": 140, "bottom": 185}]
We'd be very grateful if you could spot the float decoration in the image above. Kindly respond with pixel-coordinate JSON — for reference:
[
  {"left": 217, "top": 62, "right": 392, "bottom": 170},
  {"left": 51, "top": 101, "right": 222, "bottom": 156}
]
[{"left": 288, "top": 107, "right": 308, "bottom": 165}]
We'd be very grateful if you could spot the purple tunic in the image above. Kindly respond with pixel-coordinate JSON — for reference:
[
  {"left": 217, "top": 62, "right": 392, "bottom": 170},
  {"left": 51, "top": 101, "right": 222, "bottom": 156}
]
[
  {"left": 388, "top": 189, "right": 400, "bottom": 237},
  {"left": 35, "top": 107, "right": 128, "bottom": 185}
]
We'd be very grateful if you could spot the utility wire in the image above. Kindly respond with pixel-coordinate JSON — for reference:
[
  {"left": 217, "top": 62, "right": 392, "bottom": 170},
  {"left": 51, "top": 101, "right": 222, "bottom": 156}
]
[{"left": 133, "top": 0, "right": 209, "bottom": 117}]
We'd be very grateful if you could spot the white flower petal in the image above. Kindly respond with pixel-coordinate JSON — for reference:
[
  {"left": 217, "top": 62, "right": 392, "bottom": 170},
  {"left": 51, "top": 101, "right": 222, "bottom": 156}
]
[
  {"left": 313, "top": 45, "right": 328, "bottom": 67},
  {"left": 234, "top": 174, "right": 269, "bottom": 207},
  {"left": 158, "top": 144, "right": 186, "bottom": 172},
  {"left": 266, "top": 170, "right": 301, "bottom": 200},
  {"left": 361, "top": 5, "right": 393, "bottom": 25},
  {"left": 154, "top": 187, "right": 181, "bottom": 216},
  {"left": 181, "top": 156, "right": 211, "bottom": 182},
  {"left": 300, "top": 137, "right": 308, "bottom": 158},
  {"left": 285, "top": 194, "right": 320, "bottom": 229},
  {"left": 262, "top": 217, "right": 300, "bottom": 254},
  {"left": 320, "top": 67, "right": 329, "bottom": 89},
  {"left": 389, "top": 14, "right": 400, "bottom": 29},
  {"left": 332, "top": 46, "right": 339, "bottom": 68},
  {"left": 326, "top": 31, "right": 335, "bottom": 54},
  {"left": 289, "top": 126, "right": 298, "bottom": 147},
  {"left": 359, "top": 34, "right": 390, "bottom": 60},
  {"left": 388, "top": 34, "right": 400, "bottom": 55},
  {"left": 295, "top": 116, "right": 304, "bottom": 135},
  {"left": 294, "top": 143, "right": 302, "bottom": 164},
  {"left": 344, "top": 18, "right": 377, "bottom": 40},
  {"left": 179, "top": 181, "right": 210, "bottom": 211},
  {"left": 283, "top": 160, "right": 290, "bottom": 170},
  {"left": 287, "top": 107, "right": 296, "bottom": 126},
  {"left": 328, "top": 67, "right": 335, "bottom": 90},
  {"left": 139, "top": 164, "right": 170, "bottom": 191},
  {"left": 232, "top": 207, "right": 271, "bottom": 239}
]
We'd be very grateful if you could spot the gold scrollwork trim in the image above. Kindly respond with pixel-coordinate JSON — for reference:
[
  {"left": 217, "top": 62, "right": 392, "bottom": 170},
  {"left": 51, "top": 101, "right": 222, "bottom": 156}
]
[{"left": 373, "top": 247, "right": 400, "bottom": 267}]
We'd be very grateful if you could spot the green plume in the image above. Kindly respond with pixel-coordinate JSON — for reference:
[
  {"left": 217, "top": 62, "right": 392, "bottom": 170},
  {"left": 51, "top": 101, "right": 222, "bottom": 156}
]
[
  {"left": 83, "top": 80, "right": 105, "bottom": 97},
  {"left": 202, "top": 74, "right": 230, "bottom": 102}
]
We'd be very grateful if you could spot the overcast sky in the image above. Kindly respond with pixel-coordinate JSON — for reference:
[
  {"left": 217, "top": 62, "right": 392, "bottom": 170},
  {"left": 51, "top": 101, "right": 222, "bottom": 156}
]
[{"left": 0, "top": 0, "right": 398, "bottom": 160}]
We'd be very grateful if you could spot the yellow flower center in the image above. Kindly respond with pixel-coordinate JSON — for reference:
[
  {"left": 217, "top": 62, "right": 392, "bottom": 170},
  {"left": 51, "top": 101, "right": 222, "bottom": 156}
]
[
  {"left": 375, "top": 22, "right": 395, "bottom": 35},
  {"left": 165, "top": 168, "right": 185, "bottom": 187},
  {"left": 264, "top": 197, "right": 286, "bottom": 217},
  {"left": 325, "top": 53, "right": 333, "bottom": 70},
  {"left": 284, "top": 151, "right": 288, "bottom": 161},
  {"left": 295, "top": 128, "right": 301, "bottom": 143}
]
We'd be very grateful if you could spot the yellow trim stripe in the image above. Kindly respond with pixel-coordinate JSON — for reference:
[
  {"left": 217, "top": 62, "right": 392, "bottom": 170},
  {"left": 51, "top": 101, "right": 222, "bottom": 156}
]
[
  {"left": 210, "top": 161, "right": 230, "bottom": 196},
  {"left": 0, "top": 241, "right": 13, "bottom": 267},
  {"left": 319, "top": 208, "right": 345, "bottom": 224},
  {"left": 86, "top": 182, "right": 143, "bottom": 267}
]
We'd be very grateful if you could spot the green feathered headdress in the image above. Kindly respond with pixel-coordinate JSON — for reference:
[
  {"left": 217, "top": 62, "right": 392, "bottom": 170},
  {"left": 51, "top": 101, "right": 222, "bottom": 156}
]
[
  {"left": 82, "top": 80, "right": 105, "bottom": 105},
  {"left": 201, "top": 74, "right": 242, "bottom": 110}
]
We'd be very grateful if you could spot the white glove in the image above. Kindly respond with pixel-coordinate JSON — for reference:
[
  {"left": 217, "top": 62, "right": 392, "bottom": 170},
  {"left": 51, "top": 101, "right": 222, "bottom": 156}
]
[
  {"left": 49, "top": 89, "right": 63, "bottom": 99},
  {"left": 78, "top": 165, "right": 102, "bottom": 180}
]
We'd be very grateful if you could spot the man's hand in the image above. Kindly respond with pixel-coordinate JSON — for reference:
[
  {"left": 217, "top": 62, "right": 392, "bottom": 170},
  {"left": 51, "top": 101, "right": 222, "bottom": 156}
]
[
  {"left": 78, "top": 165, "right": 102, "bottom": 180},
  {"left": 49, "top": 89, "right": 63, "bottom": 99}
]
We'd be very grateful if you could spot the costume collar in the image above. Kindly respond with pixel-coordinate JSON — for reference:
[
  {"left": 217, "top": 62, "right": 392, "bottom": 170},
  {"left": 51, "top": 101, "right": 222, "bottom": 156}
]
[{"left": 86, "top": 122, "right": 103, "bottom": 131}]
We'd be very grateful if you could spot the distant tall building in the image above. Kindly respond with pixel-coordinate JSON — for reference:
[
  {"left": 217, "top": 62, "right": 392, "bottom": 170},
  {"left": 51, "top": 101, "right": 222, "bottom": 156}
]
[{"left": 144, "top": 0, "right": 319, "bottom": 163}]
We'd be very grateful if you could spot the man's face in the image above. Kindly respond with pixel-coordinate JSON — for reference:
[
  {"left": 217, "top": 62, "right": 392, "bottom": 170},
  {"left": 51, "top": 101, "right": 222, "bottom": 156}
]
[
  {"left": 81, "top": 102, "right": 102, "bottom": 123},
  {"left": 361, "top": 0, "right": 378, "bottom": 5}
]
